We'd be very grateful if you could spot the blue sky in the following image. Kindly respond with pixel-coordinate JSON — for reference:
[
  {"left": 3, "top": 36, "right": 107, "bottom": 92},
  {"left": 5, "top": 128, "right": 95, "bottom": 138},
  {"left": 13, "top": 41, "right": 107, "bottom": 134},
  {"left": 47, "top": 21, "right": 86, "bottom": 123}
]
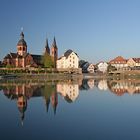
[{"left": 0, "top": 0, "right": 140, "bottom": 63}]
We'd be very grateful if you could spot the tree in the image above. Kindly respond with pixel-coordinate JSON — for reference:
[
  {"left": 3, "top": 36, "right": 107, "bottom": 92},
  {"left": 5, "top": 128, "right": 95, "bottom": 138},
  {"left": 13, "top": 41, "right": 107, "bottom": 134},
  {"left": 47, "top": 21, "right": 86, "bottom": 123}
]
[
  {"left": 107, "top": 64, "right": 117, "bottom": 73},
  {"left": 42, "top": 53, "right": 54, "bottom": 68}
]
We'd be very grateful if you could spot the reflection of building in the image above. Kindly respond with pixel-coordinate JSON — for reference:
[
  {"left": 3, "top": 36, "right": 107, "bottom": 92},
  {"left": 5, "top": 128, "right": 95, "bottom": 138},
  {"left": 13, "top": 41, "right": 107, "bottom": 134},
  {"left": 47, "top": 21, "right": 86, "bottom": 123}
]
[
  {"left": 98, "top": 80, "right": 108, "bottom": 91},
  {"left": 17, "top": 95, "right": 27, "bottom": 126},
  {"left": 79, "top": 79, "right": 95, "bottom": 90},
  {"left": 57, "top": 83, "right": 79, "bottom": 103},
  {"left": 51, "top": 91, "right": 58, "bottom": 114},
  {"left": 2, "top": 84, "right": 41, "bottom": 125},
  {"left": 108, "top": 80, "right": 140, "bottom": 96},
  {"left": 2, "top": 83, "right": 59, "bottom": 125},
  {"left": 87, "top": 79, "right": 94, "bottom": 89}
]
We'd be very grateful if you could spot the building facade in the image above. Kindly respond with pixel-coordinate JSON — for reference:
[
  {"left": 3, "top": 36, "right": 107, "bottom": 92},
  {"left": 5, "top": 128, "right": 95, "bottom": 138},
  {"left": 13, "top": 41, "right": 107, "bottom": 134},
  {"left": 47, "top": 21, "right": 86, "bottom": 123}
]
[
  {"left": 57, "top": 49, "right": 79, "bottom": 69},
  {"left": 127, "top": 58, "right": 140, "bottom": 68},
  {"left": 97, "top": 62, "right": 108, "bottom": 73},
  {"left": 57, "top": 83, "right": 79, "bottom": 102},
  {"left": 109, "top": 56, "right": 127, "bottom": 70}
]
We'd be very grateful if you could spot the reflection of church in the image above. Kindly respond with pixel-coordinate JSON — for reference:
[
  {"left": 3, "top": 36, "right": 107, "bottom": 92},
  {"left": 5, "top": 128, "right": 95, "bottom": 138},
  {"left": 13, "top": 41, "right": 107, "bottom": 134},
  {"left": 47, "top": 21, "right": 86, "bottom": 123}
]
[
  {"left": 2, "top": 83, "right": 58, "bottom": 125},
  {"left": 17, "top": 95, "right": 27, "bottom": 126}
]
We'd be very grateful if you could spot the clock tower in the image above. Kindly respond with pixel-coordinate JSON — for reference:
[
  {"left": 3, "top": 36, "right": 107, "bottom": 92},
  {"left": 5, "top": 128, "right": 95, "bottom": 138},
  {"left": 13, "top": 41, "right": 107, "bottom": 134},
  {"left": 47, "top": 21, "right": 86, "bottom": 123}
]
[{"left": 17, "top": 31, "right": 27, "bottom": 56}]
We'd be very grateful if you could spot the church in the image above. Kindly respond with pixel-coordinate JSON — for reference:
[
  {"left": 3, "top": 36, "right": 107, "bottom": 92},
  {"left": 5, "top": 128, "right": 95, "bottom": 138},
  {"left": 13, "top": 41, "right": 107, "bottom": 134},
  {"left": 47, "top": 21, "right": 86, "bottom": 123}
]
[{"left": 3, "top": 31, "right": 58, "bottom": 68}]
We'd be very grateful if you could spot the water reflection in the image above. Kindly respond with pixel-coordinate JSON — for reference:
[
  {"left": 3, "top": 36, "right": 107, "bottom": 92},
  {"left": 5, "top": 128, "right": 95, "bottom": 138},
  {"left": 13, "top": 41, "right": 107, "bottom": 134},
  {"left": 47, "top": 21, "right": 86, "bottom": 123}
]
[{"left": 1, "top": 79, "right": 140, "bottom": 125}]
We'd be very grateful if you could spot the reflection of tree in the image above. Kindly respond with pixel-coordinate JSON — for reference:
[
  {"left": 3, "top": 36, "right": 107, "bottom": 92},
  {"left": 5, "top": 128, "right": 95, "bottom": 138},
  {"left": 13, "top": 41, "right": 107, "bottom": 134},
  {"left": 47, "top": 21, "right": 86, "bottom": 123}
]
[
  {"left": 79, "top": 79, "right": 90, "bottom": 90},
  {"left": 41, "top": 84, "right": 57, "bottom": 114}
]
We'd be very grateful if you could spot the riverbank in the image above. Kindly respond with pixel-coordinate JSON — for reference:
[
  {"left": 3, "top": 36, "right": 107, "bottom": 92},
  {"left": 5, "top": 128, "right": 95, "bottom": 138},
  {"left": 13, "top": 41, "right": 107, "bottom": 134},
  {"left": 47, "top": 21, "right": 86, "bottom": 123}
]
[
  {"left": 1, "top": 72, "right": 140, "bottom": 82},
  {"left": 0, "top": 73, "right": 83, "bottom": 81}
]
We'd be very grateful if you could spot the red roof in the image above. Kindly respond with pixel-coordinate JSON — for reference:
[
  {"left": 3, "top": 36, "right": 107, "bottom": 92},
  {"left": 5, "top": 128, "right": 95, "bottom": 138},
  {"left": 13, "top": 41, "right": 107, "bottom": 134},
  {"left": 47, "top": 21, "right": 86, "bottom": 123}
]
[
  {"left": 132, "top": 58, "right": 140, "bottom": 63},
  {"left": 109, "top": 56, "right": 127, "bottom": 64}
]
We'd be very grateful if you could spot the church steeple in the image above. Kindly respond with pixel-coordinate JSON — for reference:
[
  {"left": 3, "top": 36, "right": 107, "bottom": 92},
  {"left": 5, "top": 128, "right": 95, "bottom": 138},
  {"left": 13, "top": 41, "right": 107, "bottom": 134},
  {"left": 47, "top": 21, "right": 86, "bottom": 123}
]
[
  {"left": 52, "top": 37, "right": 57, "bottom": 48},
  {"left": 17, "top": 31, "right": 27, "bottom": 56},
  {"left": 44, "top": 38, "right": 50, "bottom": 54},
  {"left": 20, "top": 32, "right": 24, "bottom": 40},
  {"left": 50, "top": 37, "right": 58, "bottom": 67}
]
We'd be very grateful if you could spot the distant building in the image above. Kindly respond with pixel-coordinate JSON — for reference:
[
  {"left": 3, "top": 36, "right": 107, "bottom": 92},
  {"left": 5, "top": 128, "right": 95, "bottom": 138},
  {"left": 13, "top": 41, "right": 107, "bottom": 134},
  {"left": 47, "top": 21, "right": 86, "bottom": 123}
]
[
  {"left": 127, "top": 58, "right": 140, "bottom": 68},
  {"left": 109, "top": 56, "right": 127, "bottom": 70},
  {"left": 97, "top": 62, "right": 108, "bottom": 73},
  {"left": 82, "top": 62, "right": 94, "bottom": 73},
  {"left": 3, "top": 32, "right": 58, "bottom": 68},
  {"left": 57, "top": 49, "right": 79, "bottom": 69}
]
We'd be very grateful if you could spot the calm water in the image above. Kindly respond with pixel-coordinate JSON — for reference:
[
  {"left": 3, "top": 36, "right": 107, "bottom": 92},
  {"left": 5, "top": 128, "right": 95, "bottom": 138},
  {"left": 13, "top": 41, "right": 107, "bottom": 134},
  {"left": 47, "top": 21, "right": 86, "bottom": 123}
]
[{"left": 0, "top": 79, "right": 140, "bottom": 140}]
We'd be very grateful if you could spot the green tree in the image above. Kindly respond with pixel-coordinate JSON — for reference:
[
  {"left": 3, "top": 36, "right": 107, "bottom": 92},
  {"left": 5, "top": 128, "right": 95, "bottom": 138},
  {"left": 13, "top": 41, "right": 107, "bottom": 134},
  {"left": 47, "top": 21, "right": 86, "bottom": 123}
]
[
  {"left": 42, "top": 53, "right": 54, "bottom": 68},
  {"left": 107, "top": 64, "right": 117, "bottom": 73}
]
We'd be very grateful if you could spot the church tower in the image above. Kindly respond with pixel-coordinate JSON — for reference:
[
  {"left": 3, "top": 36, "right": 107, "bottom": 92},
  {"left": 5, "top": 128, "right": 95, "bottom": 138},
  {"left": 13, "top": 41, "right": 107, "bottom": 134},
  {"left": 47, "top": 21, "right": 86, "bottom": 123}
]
[
  {"left": 44, "top": 38, "right": 50, "bottom": 54},
  {"left": 51, "top": 37, "right": 58, "bottom": 67},
  {"left": 17, "top": 31, "right": 27, "bottom": 56}
]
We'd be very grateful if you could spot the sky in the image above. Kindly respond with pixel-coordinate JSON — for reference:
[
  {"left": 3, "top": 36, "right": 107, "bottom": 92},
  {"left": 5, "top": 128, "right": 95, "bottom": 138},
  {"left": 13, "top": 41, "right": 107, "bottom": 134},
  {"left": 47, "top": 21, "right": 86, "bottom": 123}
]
[{"left": 0, "top": 0, "right": 140, "bottom": 63}]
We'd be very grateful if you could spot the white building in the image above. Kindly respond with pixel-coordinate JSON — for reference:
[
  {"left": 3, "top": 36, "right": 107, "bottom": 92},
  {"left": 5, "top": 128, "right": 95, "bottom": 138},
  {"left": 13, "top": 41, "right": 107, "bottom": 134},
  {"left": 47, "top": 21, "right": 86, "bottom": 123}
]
[
  {"left": 97, "top": 62, "right": 108, "bottom": 73},
  {"left": 109, "top": 56, "right": 127, "bottom": 70},
  {"left": 86, "top": 63, "right": 94, "bottom": 73},
  {"left": 57, "top": 49, "right": 79, "bottom": 69},
  {"left": 127, "top": 58, "right": 140, "bottom": 68}
]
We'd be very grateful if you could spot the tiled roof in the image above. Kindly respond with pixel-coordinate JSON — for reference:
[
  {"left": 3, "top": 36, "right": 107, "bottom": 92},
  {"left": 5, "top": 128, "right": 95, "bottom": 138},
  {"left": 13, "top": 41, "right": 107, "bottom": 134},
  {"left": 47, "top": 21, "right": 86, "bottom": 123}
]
[
  {"left": 64, "top": 49, "right": 78, "bottom": 58},
  {"left": 31, "top": 54, "right": 42, "bottom": 65},
  {"left": 58, "top": 56, "right": 65, "bottom": 60},
  {"left": 132, "top": 58, "right": 140, "bottom": 63},
  {"left": 109, "top": 56, "right": 127, "bottom": 64},
  {"left": 4, "top": 53, "right": 18, "bottom": 59}
]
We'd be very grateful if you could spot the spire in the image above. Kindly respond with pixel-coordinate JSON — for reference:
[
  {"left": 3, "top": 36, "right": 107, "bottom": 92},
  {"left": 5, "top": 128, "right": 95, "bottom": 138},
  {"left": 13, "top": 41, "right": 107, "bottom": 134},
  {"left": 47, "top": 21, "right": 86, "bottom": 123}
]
[
  {"left": 51, "top": 92, "right": 58, "bottom": 115},
  {"left": 45, "top": 38, "right": 50, "bottom": 54},
  {"left": 20, "top": 32, "right": 24, "bottom": 40},
  {"left": 46, "top": 98, "right": 50, "bottom": 113},
  {"left": 20, "top": 111, "right": 25, "bottom": 126},
  {"left": 52, "top": 37, "right": 57, "bottom": 48},
  {"left": 53, "top": 105, "right": 57, "bottom": 115},
  {"left": 46, "top": 38, "right": 49, "bottom": 48}
]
